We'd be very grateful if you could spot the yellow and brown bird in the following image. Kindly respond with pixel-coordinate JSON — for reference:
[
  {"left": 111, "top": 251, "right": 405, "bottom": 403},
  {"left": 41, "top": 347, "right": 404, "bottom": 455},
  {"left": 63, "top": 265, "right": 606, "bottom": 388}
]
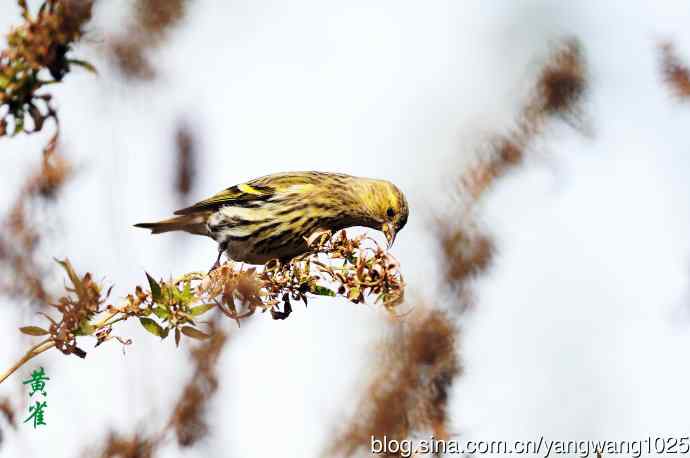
[{"left": 135, "top": 171, "right": 409, "bottom": 268}]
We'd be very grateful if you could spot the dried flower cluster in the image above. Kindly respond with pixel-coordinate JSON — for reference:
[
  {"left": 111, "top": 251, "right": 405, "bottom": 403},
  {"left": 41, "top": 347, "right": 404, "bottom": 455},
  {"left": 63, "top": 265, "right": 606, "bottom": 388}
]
[
  {"left": 0, "top": 0, "right": 94, "bottom": 138},
  {"left": 0, "top": 142, "right": 72, "bottom": 304},
  {"left": 1, "top": 230, "right": 405, "bottom": 385},
  {"left": 37, "top": 259, "right": 106, "bottom": 358},
  {"left": 203, "top": 230, "right": 405, "bottom": 321},
  {"left": 659, "top": 42, "right": 690, "bottom": 99},
  {"left": 329, "top": 309, "right": 460, "bottom": 457}
]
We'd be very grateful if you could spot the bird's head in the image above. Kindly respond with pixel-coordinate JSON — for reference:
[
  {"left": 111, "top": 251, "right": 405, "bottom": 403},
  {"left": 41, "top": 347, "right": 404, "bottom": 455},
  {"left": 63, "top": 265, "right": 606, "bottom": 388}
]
[{"left": 359, "top": 179, "right": 408, "bottom": 248}]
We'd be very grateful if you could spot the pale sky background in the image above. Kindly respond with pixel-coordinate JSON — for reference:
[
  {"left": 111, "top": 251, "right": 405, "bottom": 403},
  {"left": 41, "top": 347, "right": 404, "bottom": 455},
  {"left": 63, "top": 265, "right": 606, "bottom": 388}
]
[{"left": 2, "top": 1, "right": 690, "bottom": 457}]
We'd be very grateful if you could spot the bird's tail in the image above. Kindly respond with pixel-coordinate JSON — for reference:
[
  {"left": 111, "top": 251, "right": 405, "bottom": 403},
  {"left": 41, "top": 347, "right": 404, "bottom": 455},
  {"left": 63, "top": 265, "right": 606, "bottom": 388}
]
[{"left": 134, "top": 213, "right": 210, "bottom": 236}]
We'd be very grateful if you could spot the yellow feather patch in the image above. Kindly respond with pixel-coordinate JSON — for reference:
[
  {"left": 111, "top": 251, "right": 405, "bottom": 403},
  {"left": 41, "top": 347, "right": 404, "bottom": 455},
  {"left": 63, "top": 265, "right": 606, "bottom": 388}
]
[{"left": 238, "top": 183, "right": 266, "bottom": 195}]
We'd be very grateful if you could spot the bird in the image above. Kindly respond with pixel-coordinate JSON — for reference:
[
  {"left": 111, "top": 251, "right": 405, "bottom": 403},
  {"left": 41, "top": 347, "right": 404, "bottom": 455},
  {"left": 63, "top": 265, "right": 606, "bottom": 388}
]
[{"left": 135, "top": 171, "right": 409, "bottom": 269}]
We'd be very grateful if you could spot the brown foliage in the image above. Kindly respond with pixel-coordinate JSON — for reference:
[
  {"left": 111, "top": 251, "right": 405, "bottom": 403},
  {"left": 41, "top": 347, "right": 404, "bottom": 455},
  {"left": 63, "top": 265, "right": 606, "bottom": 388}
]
[
  {"left": 136, "top": 0, "right": 188, "bottom": 40},
  {"left": 92, "top": 433, "right": 154, "bottom": 458},
  {"left": 1, "top": 0, "right": 94, "bottom": 137},
  {"left": 202, "top": 230, "right": 405, "bottom": 321},
  {"left": 46, "top": 259, "right": 106, "bottom": 358},
  {"left": 660, "top": 42, "right": 690, "bottom": 99},
  {"left": 0, "top": 396, "right": 19, "bottom": 449},
  {"left": 174, "top": 123, "right": 196, "bottom": 199},
  {"left": 86, "top": 320, "right": 230, "bottom": 457},
  {"left": 437, "top": 221, "right": 494, "bottom": 288},
  {"left": 0, "top": 397, "right": 17, "bottom": 448},
  {"left": 0, "top": 399, "right": 16, "bottom": 429},
  {"left": 330, "top": 309, "right": 460, "bottom": 457},
  {"left": 461, "top": 139, "right": 523, "bottom": 201},
  {"left": 169, "top": 319, "right": 228, "bottom": 447},
  {"left": 4, "top": 230, "right": 404, "bottom": 386},
  {"left": 534, "top": 40, "right": 586, "bottom": 115},
  {"left": 109, "top": 0, "right": 189, "bottom": 80},
  {"left": 0, "top": 143, "right": 71, "bottom": 304},
  {"left": 440, "top": 39, "right": 586, "bottom": 297},
  {"left": 108, "top": 40, "right": 155, "bottom": 81},
  {"left": 326, "top": 40, "right": 591, "bottom": 455}
]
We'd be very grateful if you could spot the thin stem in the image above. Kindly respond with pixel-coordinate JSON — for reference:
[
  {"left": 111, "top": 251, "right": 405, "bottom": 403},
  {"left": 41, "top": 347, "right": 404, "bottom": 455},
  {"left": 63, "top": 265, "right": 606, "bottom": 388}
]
[
  {"left": 101, "top": 315, "right": 127, "bottom": 328},
  {"left": 90, "top": 309, "right": 119, "bottom": 330},
  {"left": 0, "top": 339, "right": 55, "bottom": 385}
]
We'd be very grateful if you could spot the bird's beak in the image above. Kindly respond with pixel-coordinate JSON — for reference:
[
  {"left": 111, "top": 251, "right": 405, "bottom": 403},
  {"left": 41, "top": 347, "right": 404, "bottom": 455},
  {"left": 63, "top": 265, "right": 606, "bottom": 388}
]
[{"left": 382, "top": 222, "right": 396, "bottom": 249}]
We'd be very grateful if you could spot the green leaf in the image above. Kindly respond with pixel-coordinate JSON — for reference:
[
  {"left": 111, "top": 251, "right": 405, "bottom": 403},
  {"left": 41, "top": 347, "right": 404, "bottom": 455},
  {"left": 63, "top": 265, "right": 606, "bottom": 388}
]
[
  {"left": 180, "top": 326, "right": 210, "bottom": 340},
  {"left": 75, "top": 321, "right": 95, "bottom": 336},
  {"left": 19, "top": 326, "right": 49, "bottom": 336},
  {"left": 146, "top": 273, "right": 162, "bottom": 303},
  {"left": 311, "top": 285, "right": 336, "bottom": 297},
  {"left": 68, "top": 59, "right": 98, "bottom": 75},
  {"left": 153, "top": 307, "right": 170, "bottom": 320},
  {"left": 139, "top": 317, "right": 165, "bottom": 338},
  {"left": 347, "top": 286, "right": 361, "bottom": 302},
  {"left": 172, "top": 285, "right": 182, "bottom": 302},
  {"left": 182, "top": 281, "right": 193, "bottom": 301},
  {"left": 190, "top": 303, "right": 215, "bottom": 316},
  {"left": 12, "top": 117, "right": 24, "bottom": 136}
]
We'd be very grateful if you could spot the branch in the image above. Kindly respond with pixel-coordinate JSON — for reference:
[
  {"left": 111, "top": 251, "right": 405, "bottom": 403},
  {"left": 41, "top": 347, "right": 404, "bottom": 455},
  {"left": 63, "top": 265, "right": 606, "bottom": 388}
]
[
  {"left": 1, "top": 230, "right": 405, "bottom": 385},
  {"left": 0, "top": 339, "right": 55, "bottom": 385}
]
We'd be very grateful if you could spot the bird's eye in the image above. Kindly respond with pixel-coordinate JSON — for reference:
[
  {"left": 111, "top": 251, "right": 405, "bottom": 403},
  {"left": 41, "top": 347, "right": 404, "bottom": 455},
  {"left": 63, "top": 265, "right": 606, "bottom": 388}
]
[{"left": 386, "top": 207, "right": 395, "bottom": 218}]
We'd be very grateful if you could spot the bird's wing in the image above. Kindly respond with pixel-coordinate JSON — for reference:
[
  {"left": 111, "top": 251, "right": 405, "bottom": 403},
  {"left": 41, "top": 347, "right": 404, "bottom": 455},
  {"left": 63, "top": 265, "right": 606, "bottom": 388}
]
[
  {"left": 174, "top": 182, "right": 275, "bottom": 215},
  {"left": 174, "top": 172, "right": 347, "bottom": 215}
]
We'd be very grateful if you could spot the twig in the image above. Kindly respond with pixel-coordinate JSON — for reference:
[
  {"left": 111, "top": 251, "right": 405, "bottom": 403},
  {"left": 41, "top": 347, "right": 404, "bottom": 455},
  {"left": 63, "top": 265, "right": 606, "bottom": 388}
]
[{"left": 0, "top": 339, "right": 55, "bottom": 385}]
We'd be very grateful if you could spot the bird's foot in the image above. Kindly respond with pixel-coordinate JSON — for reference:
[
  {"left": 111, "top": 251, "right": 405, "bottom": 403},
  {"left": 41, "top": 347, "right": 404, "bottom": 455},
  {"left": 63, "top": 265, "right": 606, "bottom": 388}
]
[
  {"left": 208, "top": 259, "right": 221, "bottom": 274},
  {"left": 208, "top": 243, "right": 227, "bottom": 273}
]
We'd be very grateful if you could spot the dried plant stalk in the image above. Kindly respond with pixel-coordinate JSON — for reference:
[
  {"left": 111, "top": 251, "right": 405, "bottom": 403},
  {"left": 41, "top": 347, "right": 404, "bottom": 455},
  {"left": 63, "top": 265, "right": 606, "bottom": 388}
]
[
  {"left": 440, "top": 38, "right": 587, "bottom": 300},
  {"left": 0, "top": 141, "right": 72, "bottom": 304},
  {"left": 329, "top": 308, "right": 460, "bottom": 457},
  {"left": 660, "top": 42, "right": 690, "bottom": 99}
]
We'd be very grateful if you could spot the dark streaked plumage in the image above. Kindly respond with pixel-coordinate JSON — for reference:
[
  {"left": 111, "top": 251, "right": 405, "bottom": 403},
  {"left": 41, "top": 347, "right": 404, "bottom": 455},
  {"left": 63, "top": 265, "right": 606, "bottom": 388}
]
[{"left": 135, "top": 171, "right": 409, "bottom": 266}]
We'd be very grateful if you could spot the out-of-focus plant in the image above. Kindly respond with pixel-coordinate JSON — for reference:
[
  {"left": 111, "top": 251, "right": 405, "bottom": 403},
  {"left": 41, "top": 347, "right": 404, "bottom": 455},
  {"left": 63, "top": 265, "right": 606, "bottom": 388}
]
[
  {"left": 660, "top": 42, "right": 690, "bottom": 100},
  {"left": 0, "top": 230, "right": 405, "bottom": 385},
  {"left": 0, "top": 140, "right": 72, "bottom": 304},
  {"left": 327, "top": 39, "right": 590, "bottom": 457},
  {"left": 440, "top": 38, "right": 587, "bottom": 305},
  {"left": 109, "top": 0, "right": 190, "bottom": 80},
  {"left": 0, "top": 0, "right": 95, "bottom": 138},
  {"left": 0, "top": 397, "right": 16, "bottom": 447},
  {"left": 81, "top": 317, "right": 229, "bottom": 457},
  {"left": 329, "top": 308, "right": 460, "bottom": 457},
  {"left": 174, "top": 121, "right": 196, "bottom": 200}
]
